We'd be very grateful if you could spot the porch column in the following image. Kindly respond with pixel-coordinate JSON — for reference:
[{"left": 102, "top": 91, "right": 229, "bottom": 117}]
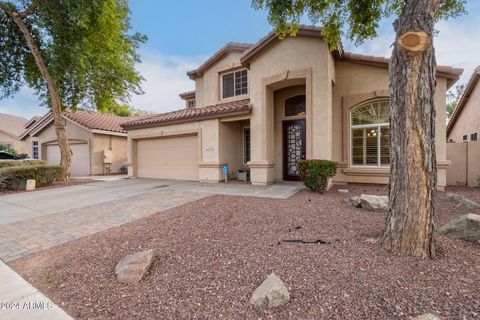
[{"left": 249, "top": 85, "right": 275, "bottom": 185}]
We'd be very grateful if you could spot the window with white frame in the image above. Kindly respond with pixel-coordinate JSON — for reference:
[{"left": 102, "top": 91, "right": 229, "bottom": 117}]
[
  {"left": 471, "top": 132, "right": 478, "bottom": 141},
  {"left": 463, "top": 134, "right": 469, "bottom": 142},
  {"left": 222, "top": 69, "right": 248, "bottom": 99},
  {"left": 186, "top": 99, "right": 196, "bottom": 108},
  {"left": 351, "top": 99, "right": 390, "bottom": 167},
  {"left": 243, "top": 127, "right": 250, "bottom": 164},
  {"left": 32, "top": 141, "right": 39, "bottom": 159}
]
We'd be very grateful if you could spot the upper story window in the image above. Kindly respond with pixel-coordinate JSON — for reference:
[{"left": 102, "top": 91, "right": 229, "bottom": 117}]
[
  {"left": 351, "top": 99, "right": 390, "bottom": 167},
  {"left": 222, "top": 69, "right": 248, "bottom": 99},
  {"left": 285, "top": 95, "right": 306, "bottom": 117},
  {"left": 471, "top": 132, "right": 478, "bottom": 141},
  {"left": 463, "top": 134, "right": 469, "bottom": 142},
  {"left": 32, "top": 141, "right": 39, "bottom": 159},
  {"left": 186, "top": 99, "right": 196, "bottom": 108}
]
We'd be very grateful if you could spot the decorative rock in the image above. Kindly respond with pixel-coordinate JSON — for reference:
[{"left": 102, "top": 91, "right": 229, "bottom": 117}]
[
  {"left": 25, "top": 179, "right": 36, "bottom": 191},
  {"left": 437, "top": 193, "right": 480, "bottom": 209},
  {"left": 440, "top": 213, "right": 480, "bottom": 243},
  {"left": 115, "top": 249, "right": 155, "bottom": 285},
  {"left": 249, "top": 273, "right": 290, "bottom": 308},
  {"left": 411, "top": 313, "right": 441, "bottom": 320},
  {"left": 338, "top": 189, "right": 349, "bottom": 193},
  {"left": 344, "top": 196, "right": 361, "bottom": 208},
  {"left": 360, "top": 194, "right": 388, "bottom": 211}
]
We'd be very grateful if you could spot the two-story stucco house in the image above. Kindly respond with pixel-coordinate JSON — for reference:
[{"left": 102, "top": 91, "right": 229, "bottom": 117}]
[{"left": 122, "top": 26, "right": 462, "bottom": 190}]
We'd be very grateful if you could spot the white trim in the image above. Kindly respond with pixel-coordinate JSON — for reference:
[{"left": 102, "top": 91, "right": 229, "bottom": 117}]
[{"left": 91, "top": 129, "right": 127, "bottom": 137}]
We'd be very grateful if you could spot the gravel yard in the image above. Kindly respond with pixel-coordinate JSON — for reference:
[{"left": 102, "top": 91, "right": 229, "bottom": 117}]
[{"left": 9, "top": 185, "right": 480, "bottom": 320}]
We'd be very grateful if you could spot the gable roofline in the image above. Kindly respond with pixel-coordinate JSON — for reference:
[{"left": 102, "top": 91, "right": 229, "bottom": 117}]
[
  {"left": 19, "top": 112, "right": 51, "bottom": 139},
  {"left": 240, "top": 25, "right": 341, "bottom": 68},
  {"left": 447, "top": 66, "right": 480, "bottom": 136},
  {"left": 187, "top": 42, "right": 252, "bottom": 80},
  {"left": 23, "top": 116, "right": 41, "bottom": 129}
]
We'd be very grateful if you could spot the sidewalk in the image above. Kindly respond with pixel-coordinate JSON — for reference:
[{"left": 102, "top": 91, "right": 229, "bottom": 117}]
[{"left": 0, "top": 260, "right": 72, "bottom": 319}]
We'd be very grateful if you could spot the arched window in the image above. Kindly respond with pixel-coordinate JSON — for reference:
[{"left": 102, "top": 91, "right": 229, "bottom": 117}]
[
  {"left": 285, "top": 95, "right": 306, "bottom": 117},
  {"left": 351, "top": 99, "right": 390, "bottom": 167}
]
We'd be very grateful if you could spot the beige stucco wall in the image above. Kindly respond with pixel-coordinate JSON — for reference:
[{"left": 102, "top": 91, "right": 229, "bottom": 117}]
[
  {"left": 27, "top": 118, "right": 92, "bottom": 162},
  {"left": 247, "top": 35, "right": 333, "bottom": 184},
  {"left": 126, "top": 119, "right": 224, "bottom": 182},
  {"left": 219, "top": 121, "right": 245, "bottom": 176},
  {"left": 331, "top": 61, "right": 449, "bottom": 188},
  {"left": 195, "top": 50, "right": 248, "bottom": 108},
  {"left": 448, "top": 82, "right": 480, "bottom": 143},
  {"left": 0, "top": 132, "right": 26, "bottom": 154},
  {"left": 91, "top": 134, "right": 127, "bottom": 175}
]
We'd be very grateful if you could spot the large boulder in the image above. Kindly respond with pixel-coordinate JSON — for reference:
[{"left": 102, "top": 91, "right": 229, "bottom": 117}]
[
  {"left": 249, "top": 273, "right": 290, "bottom": 308},
  {"left": 437, "top": 193, "right": 480, "bottom": 209},
  {"left": 360, "top": 194, "right": 388, "bottom": 211},
  {"left": 115, "top": 249, "right": 155, "bottom": 285},
  {"left": 344, "top": 196, "right": 361, "bottom": 208},
  {"left": 440, "top": 214, "right": 480, "bottom": 243}
]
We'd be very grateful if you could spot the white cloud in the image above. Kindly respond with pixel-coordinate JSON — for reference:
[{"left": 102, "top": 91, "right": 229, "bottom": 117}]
[{"left": 130, "top": 51, "right": 204, "bottom": 113}]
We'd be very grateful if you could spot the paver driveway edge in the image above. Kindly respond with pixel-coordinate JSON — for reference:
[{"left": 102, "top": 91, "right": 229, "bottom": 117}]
[{"left": 0, "top": 260, "right": 73, "bottom": 320}]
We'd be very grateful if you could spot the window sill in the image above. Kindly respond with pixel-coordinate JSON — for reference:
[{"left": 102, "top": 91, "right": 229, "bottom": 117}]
[{"left": 342, "top": 167, "right": 390, "bottom": 177}]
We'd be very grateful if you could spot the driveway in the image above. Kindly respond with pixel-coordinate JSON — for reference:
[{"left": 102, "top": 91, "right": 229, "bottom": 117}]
[{"left": 0, "top": 178, "right": 302, "bottom": 262}]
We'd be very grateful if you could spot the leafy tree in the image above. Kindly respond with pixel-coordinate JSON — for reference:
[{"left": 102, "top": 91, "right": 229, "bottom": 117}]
[
  {"left": 0, "top": 0, "right": 146, "bottom": 179},
  {"left": 253, "top": 0, "right": 466, "bottom": 258},
  {"left": 446, "top": 84, "right": 464, "bottom": 118}
]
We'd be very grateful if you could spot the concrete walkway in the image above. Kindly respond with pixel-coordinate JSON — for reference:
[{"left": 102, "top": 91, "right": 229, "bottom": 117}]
[{"left": 0, "top": 261, "right": 72, "bottom": 319}]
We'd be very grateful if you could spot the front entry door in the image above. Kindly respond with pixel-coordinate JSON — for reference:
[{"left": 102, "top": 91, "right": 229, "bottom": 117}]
[{"left": 283, "top": 119, "right": 306, "bottom": 181}]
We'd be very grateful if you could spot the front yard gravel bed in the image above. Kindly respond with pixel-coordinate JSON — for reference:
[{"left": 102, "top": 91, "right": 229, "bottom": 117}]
[{"left": 10, "top": 185, "right": 480, "bottom": 319}]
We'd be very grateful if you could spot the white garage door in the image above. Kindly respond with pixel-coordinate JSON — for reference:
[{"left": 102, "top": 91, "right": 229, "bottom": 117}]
[
  {"left": 46, "top": 143, "right": 90, "bottom": 176},
  {"left": 136, "top": 135, "right": 199, "bottom": 180}
]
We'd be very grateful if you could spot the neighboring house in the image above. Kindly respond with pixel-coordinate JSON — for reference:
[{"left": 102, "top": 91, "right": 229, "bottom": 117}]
[
  {"left": 447, "top": 66, "right": 480, "bottom": 143},
  {"left": 122, "top": 25, "right": 462, "bottom": 190},
  {"left": 179, "top": 90, "right": 196, "bottom": 108},
  {"left": 20, "top": 110, "right": 132, "bottom": 176},
  {"left": 0, "top": 113, "right": 29, "bottom": 153}
]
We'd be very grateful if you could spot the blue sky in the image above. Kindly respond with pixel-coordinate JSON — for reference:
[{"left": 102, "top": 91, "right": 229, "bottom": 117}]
[{"left": 1, "top": 0, "right": 480, "bottom": 119}]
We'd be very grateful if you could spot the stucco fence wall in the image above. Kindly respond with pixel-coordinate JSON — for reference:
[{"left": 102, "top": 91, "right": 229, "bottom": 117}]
[{"left": 446, "top": 141, "right": 480, "bottom": 187}]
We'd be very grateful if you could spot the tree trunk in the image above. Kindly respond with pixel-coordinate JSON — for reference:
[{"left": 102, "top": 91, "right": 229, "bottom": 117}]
[
  {"left": 8, "top": 11, "right": 72, "bottom": 180},
  {"left": 380, "top": 0, "right": 440, "bottom": 258}
]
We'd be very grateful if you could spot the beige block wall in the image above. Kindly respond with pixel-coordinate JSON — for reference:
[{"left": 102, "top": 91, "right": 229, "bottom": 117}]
[
  {"left": 195, "top": 51, "right": 248, "bottom": 108},
  {"left": 91, "top": 134, "right": 127, "bottom": 175},
  {"left": 448, "top": 82, "right": 480, "bottom": 143},
  {"left": 126, "top": 119, "right": 224, "bottom": 182},
  {"left": 0, "top": 133, "right": 26, "bottom": 154},
  {"left": 446, "top": 143, "right": 467, "bottom": 186}
]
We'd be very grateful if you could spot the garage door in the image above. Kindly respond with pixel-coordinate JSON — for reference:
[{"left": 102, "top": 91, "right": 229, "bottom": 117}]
[
  {"left": 136, "top": 135, "right": 199, "bottom": 180},
  {"left": 46, "top": 143, "right": 90, "bottom": 176}
]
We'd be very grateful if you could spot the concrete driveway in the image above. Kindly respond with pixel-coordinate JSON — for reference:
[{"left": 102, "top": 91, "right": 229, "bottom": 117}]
[{"left": 0, "top": 178, "right": 302, "bottom": 262}]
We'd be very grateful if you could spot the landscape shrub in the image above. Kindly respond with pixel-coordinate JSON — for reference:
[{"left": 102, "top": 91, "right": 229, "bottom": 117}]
[
  {"left": 297, "top": 159, "right": 337, "bottom": 192},
  {"left": 0, "top": 165, "right": 63, "bottom": 190},
  {"left": 0, "top": 160, "right": 47, "bottom": 168}
]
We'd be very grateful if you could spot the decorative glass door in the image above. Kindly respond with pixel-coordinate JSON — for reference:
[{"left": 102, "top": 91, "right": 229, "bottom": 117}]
[{"left": 283, "top": 119, "right": 306, "bottom": 180}]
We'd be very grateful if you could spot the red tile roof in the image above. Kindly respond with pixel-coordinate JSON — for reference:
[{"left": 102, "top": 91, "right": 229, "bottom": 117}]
[
  {"left": 179, "top": 90, "right": 196, "bottom": 100},
  {"left": 63, "top": 110, "right": 141, "bottom": 133},
  {"left": 122, "top": 99, "right": 251, "bottom": 129}
]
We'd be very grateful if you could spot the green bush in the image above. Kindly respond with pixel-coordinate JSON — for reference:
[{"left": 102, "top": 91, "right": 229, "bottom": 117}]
[
  {"left": 297, "top": 159, "right": 337, "bottom": 192},
  {"left": 0, "top": 160, "right": 48, "bottom": 168},
  {"left": 0, "top": 165, "right": 64, "bottom": 190}
]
